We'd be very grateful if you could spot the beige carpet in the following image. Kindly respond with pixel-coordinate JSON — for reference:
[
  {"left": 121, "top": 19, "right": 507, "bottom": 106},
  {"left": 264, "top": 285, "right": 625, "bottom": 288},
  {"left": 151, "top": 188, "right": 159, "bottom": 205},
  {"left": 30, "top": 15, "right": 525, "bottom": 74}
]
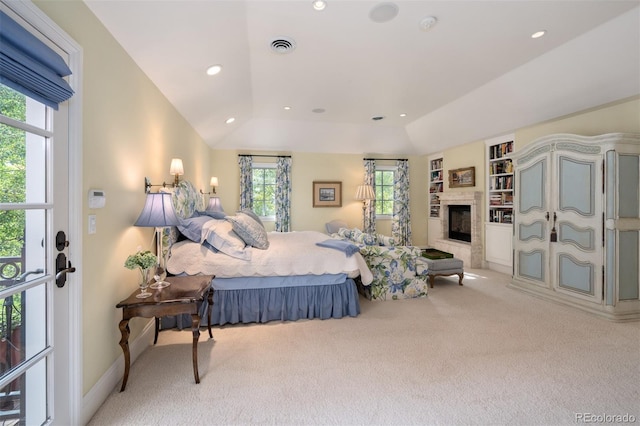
[{"left": 88, "top": 269, "right": 639, "bottom": 425}]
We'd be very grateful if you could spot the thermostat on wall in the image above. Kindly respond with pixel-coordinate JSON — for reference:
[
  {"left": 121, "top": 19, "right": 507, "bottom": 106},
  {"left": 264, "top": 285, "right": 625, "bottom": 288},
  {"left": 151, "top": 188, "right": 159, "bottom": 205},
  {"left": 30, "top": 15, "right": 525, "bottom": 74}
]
[{"left": 88, "top": 189, "right": 106, "bottom": 209}]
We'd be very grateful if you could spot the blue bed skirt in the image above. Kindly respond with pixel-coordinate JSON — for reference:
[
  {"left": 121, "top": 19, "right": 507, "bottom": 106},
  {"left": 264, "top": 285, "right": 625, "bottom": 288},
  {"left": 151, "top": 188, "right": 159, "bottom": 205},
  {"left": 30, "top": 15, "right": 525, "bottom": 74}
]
[{"left": 160, "top": 278, "right": 360, "bottom": 329}]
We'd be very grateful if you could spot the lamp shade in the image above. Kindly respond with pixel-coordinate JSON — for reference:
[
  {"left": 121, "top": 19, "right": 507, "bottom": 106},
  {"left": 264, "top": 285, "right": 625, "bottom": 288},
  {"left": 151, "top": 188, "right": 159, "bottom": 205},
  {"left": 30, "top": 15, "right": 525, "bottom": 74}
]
[
  {"left": 206, "top": 196, "right": 224, "bottom": 213},
  {"left": 169, "top": 158, "right": 184, "bottom": 176},
  {"left": 210, "top": 176, "right": 219, "bottom": 187},
  {"left": 354, "top": 184, "right": 375, "bottom": 201},
  {"left": 134, "top": 192, "right": 180, "bottom": 227}
]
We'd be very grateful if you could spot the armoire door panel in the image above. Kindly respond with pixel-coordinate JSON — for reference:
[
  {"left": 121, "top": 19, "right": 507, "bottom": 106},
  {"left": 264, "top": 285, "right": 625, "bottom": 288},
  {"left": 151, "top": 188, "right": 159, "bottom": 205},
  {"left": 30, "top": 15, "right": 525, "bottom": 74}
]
[
  {"left": 518, "top": 221, "right": 546, "bottom": 241},
  {"left": 518, "top": 159, "right": 547, "bottom": 214},
  {"left": 557, "top": 253, "right": 595, "bottom": 295},
  {"left": 518, "top": 250, "right": 546, "bottom": 283},
  {"left": 558, "top": 156, "right": 595, "bottom": 216},
  {"left": 558, "top": 222, "right": 595, "bottom": 251}
]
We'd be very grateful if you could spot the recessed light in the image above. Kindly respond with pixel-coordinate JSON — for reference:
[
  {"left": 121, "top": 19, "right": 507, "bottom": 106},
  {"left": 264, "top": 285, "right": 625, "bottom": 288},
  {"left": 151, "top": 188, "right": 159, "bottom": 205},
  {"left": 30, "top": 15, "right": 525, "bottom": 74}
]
[
  {"left": 312, "top": 108, "right": 326, "bottom": 114},
  {"left": 283, "top": 106, "right": 292, "bottom": 110},
  {"left": 531, "top": 30, "right": 546, "bottom": 39},
  {"left": 312, "top": 0, "right": 326, "bottom": 11},
  {"left": 225, "top": 117, "right": 235, "bottom": 124},
  {"left": 399, "top": 113, "right": 407, "bottom": 117},
  {"left": 206, "top": 64, "right": 222, "bottom": 76}
]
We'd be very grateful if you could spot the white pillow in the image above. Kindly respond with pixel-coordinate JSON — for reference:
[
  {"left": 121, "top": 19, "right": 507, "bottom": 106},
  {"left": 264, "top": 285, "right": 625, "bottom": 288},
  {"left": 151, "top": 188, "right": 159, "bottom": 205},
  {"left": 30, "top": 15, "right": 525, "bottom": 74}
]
[{"left": 202, "top": 219, "right": 251, "bottom": 261}]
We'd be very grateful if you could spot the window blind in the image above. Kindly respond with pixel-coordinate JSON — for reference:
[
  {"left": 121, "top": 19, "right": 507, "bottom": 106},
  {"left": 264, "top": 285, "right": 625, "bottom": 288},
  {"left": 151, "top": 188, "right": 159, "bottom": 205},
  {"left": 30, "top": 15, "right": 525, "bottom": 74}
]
[{"left": 0, "top": 10, "right": 73, "bottom": 109}]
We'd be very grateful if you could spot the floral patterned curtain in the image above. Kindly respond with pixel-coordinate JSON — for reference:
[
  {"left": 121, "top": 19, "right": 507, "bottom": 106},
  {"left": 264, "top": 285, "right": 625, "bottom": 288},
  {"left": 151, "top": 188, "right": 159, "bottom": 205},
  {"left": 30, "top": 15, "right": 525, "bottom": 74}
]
[
  {"left": 363, "top": 159, "right": 376, "bottom": 234},
  {"left": 275, "top": 157, "right": 292, "bottom": 232},
  {"left": 238, "top": 155, "right": 253, "bottom": 210},
  {"left": 392, "top": 159, "right": 412, "bottom": 245}
]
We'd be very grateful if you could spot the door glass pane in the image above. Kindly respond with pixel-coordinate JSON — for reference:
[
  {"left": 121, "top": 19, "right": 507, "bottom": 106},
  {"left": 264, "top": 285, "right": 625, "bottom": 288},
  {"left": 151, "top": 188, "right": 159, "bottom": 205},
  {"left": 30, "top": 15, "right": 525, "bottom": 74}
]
[
  {"left": 0, "top": 209, "right": 46, "bottom": 290},
  {"left": 0, "top": 84, "right": 46, "bottom": 127},
  {"left": 0, "top": 284, "right": 47, "bottom": 375},
  {"left": 0, "top": 124, "right": 47, "bottom": 204},
  {"left": 0, "top": 356, "right": 48, "bottom": 425}
]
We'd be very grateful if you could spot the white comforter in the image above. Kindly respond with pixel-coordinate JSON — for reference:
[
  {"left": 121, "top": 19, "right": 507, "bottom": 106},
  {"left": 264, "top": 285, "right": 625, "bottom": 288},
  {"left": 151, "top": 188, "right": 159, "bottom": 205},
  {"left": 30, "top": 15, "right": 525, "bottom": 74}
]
[{"left": 167, "top": 230, "right": 373, "bottom": 285}]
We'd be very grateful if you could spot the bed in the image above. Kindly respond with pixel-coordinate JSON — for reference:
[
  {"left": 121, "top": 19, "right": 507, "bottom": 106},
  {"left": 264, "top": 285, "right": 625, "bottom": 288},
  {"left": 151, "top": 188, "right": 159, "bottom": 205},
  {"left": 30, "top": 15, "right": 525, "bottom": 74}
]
[{"left": 160, "top": 181, "right": 372, "bottom": 327}]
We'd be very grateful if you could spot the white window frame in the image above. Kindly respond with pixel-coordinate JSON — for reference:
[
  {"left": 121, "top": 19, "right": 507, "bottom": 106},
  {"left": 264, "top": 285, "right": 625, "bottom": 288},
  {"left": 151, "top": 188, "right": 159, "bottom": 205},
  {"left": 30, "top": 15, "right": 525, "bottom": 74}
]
[
  {"left": 375, "top": 165, "right": 397, "bottom": 219},
  {"left": 252, "top": 162, "right": 276, "bottom": 221}
]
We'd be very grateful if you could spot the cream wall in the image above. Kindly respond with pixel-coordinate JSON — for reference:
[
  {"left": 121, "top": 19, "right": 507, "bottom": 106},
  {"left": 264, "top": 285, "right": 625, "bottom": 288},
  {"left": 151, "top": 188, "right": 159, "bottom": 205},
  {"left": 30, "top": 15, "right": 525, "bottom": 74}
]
[
  {"left": 211, "top": 150, "right": 429, "bottom": 245},
  {"left": 34, "top": 0, "right": 211, "bottom": 394},
  {"left": 515, "top": 96, "right": 640, "bottom": 149}
]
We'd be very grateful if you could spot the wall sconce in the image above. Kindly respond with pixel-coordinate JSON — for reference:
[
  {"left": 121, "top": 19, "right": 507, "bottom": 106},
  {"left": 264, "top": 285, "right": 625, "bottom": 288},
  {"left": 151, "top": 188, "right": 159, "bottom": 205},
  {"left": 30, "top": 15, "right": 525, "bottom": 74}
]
[
  {"left": 169, "top": 158, "right": 184, "bottom": 186},
  {"left": 144, "top": 158, "right": 184, "bottom": 193},
  {"left": 200, "top": 177, "right": 219, "bottom": 195}
]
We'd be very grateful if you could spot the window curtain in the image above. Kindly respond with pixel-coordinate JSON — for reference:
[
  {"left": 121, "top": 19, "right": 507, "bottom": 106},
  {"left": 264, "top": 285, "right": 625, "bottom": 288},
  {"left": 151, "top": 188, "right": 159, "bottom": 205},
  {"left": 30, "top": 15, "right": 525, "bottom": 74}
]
[
  {"left": 363, "top": 159, "right": 376, "bottom": 234},
  {"left": 238, "top": 155, "right": 253, "bottom": 210},
  {"left": 0, "top": 11, "right": 74, "bottom": 109},
  {"left": 392, "top": 159, "right": 412, "bottom": 245},
  {"left": 275, "top": 157, "right": 291, "bottom": 232}
]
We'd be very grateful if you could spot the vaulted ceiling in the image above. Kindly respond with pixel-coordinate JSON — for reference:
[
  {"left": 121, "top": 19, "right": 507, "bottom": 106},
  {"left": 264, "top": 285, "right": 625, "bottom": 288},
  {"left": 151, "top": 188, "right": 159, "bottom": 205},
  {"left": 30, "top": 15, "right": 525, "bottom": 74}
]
[{"left": 85, "top": 0, "right": 640, "bottom": 155}]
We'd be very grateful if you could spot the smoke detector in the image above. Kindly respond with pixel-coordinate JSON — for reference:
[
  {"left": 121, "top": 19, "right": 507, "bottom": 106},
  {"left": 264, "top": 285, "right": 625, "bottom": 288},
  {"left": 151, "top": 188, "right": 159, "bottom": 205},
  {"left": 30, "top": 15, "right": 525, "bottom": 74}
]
[
  {"left": 270, "top": 37, "right": 296, "bottom": 54},
  {"left": 419, "top": 16, "right": 438, "bottom": 32},
  {"left": 369, "top": 2, "right": 399, "bottom": 23}
]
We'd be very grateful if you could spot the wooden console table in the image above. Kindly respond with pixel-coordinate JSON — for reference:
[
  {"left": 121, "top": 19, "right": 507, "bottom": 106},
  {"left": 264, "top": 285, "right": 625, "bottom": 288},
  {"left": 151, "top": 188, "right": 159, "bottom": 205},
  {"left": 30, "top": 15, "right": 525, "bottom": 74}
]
[{"left": 116, "top": 274, "right": 214, "bottom": 392}]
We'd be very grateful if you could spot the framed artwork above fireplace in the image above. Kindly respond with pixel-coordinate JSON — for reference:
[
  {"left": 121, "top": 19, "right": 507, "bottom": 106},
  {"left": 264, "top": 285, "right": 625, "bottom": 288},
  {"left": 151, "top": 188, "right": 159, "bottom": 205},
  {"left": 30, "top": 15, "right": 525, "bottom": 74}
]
[{"left": 448, "top": 166, "right": 475, "bottom": 188}]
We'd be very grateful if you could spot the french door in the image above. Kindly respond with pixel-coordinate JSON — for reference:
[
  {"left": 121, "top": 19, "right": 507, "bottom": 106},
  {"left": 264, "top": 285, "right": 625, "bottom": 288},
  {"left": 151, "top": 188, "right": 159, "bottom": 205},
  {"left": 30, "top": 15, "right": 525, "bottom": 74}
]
[{"left": 0, "top": 2, "right": 81, "bottom": 424}]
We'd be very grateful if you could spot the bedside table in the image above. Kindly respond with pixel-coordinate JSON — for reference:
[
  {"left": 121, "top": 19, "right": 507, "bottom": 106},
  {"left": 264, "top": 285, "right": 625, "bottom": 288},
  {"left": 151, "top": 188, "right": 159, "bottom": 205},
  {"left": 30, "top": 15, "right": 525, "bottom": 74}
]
[{"left": 115, "top": 274, "right": 214, "bottom": 391}]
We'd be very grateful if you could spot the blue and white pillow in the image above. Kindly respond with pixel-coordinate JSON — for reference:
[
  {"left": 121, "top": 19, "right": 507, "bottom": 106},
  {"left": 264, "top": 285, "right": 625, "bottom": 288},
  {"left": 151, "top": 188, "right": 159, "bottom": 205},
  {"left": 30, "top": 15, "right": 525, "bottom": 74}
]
[{"left": 226, "top": 213, "right": 269, "bottom": 250}]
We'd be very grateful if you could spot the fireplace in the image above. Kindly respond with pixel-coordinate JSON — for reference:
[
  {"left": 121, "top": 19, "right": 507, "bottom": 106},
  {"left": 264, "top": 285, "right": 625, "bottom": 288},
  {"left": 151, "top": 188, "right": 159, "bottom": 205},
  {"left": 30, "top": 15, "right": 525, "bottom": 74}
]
[
  {"left": 434, "top": 191, "right": 483, "bottom": 268},
  {"left": 448, "top": 205, "right": 471, "bottom": 242}
]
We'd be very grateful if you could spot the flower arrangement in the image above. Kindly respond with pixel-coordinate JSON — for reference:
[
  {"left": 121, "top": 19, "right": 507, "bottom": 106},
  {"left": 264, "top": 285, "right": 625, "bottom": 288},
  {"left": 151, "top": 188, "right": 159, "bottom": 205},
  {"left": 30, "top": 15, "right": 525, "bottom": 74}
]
[{"left": 124, "top": 250, "right": 157, "bottom": 271}]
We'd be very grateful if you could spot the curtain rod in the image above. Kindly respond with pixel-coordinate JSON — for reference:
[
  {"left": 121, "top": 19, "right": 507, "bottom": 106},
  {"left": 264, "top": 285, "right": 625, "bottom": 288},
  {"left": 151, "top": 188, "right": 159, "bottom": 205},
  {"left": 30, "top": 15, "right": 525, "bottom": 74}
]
[
  {"left": 363, "top": 157, "right": 408, "bottom": 161},
  {"left": 238, "top": 154, "right": 291, "bottom": 158}
]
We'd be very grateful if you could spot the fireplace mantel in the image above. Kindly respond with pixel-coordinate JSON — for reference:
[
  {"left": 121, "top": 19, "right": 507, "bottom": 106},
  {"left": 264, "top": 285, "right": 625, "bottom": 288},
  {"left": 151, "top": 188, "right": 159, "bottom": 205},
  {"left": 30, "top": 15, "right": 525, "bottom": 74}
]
[{"left": 433, "top": 191, "right": 483, "bottom": 268}]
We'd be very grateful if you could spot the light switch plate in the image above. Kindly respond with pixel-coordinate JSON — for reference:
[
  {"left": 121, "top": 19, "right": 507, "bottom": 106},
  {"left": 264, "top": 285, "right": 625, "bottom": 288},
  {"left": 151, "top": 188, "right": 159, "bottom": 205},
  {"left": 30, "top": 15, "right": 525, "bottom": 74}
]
[{"left": 88, "top": 214, "right": 96, "bottom": 234}]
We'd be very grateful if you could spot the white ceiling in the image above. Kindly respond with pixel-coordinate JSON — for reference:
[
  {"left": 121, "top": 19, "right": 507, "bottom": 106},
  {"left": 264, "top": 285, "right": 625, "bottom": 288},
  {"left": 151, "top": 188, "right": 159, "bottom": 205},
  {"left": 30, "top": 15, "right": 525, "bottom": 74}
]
[{"left": 84, "top": 0, "right": 640, "bottom": 155}]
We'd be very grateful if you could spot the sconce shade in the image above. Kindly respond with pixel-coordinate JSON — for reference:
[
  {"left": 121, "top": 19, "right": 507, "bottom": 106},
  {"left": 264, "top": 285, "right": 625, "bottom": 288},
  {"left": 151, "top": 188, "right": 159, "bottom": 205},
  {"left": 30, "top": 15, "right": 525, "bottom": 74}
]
[
  {"left": 134, "top": 192, "right": 180, "bottom": 227},
  {"left": 169, "top": 158, "right": 184, "bottom": 176},
  {"left": 210, "top": 177, "right": 219, "bottom": 187},
  {"left": 355, "top": 184, "right": 375, "bottom": 201},
  {"left": 206, "top": 196, "right": 224, "bottom": 213}
]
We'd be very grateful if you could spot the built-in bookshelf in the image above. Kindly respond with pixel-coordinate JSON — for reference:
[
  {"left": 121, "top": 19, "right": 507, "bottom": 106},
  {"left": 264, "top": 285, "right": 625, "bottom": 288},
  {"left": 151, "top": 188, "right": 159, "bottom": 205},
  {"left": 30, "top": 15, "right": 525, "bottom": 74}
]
[
  {"left": 487, "top": 140, "right": 514, "bottom": 224},
  {"left": 484, "top": 135, "right": 515, "bottom": 271},
  {"left": 429, "top": 157, "right": 443, "bottom": 218}
]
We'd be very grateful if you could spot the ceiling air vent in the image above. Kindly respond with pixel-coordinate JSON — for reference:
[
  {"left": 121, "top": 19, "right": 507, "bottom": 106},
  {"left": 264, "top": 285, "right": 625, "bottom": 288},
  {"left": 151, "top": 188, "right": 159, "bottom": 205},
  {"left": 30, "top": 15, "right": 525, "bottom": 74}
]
[{"left": 270, "top": 37, "right": 296, "bottom": 54}]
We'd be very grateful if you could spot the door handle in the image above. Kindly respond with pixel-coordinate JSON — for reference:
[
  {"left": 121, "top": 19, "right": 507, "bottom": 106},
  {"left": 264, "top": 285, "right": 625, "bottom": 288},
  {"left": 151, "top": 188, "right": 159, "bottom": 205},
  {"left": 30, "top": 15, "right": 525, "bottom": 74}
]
[
  {"left": 550, "top": 212, "right": 557, "bottom": 242},
  {"left": 56, "top": 253, "right": 76, "bottom": 288}
]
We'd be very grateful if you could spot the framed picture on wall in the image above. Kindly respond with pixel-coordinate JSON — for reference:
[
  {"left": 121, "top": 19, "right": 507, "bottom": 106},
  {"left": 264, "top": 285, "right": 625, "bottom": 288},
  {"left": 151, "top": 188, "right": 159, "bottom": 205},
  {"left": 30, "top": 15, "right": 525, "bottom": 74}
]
[
  {"left": 448, "top": 167, "right": 475, "bottom": 188},
  {"left": 312, "top": 181, "right": 342, "bottom": 207}
]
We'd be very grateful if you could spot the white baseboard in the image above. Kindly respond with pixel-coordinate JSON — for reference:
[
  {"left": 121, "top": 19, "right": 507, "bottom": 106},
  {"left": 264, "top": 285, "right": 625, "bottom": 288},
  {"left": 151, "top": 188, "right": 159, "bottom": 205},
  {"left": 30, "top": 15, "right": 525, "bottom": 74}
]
[
  {"left": 81, "top": 320, "right": 155, "bottom": 425},
  {"left": 484, "top": 260, "right": 512, "bottom": 276}
]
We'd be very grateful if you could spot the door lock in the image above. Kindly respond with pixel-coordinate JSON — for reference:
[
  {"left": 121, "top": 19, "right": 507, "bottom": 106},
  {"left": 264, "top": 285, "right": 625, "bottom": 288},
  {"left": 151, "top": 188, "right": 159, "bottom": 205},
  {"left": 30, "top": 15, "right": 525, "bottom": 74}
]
[{"left": 56, "top": 253, "right": 76, "bottom": 288}]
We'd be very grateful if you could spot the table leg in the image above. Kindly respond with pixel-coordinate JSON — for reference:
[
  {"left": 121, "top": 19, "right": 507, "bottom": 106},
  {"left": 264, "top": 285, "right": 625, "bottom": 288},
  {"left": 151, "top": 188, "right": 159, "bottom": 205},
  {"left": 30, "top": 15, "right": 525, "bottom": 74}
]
[
  {"left": 118, "top": 319, "right": 131, "bottom": 392},
  {"left": 154, "top": 317, "right": 160, "bottom": 344},
  {"left": 207, "top": 288, "right": 213, "bottom": 339},
  {"left": 191, "top": 313, "right": 201, "bottom": 384}
]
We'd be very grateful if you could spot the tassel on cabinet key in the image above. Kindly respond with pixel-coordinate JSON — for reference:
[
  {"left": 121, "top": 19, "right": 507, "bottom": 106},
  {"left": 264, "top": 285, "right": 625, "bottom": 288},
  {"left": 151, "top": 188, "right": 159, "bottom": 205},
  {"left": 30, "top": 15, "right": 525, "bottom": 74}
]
[{"left": 550, "top": 212, "right": 557, "bottom": 242}]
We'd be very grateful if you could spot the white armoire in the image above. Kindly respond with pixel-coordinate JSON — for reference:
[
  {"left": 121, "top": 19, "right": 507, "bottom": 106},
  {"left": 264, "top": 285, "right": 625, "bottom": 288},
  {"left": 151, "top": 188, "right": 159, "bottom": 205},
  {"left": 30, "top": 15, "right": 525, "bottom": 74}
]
[{"left": 510, "top": 133, "right": 640, "bottom": 321}]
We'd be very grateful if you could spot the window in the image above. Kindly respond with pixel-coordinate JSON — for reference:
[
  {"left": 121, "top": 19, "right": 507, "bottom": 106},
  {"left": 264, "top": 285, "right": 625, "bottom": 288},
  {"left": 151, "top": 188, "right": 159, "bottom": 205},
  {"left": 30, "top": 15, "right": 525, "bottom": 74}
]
[
  {"left": 252, "top": 163, "right": 276, "bottom": 218},
  {"left": 374, "top": 168, "right": 395, "bottom": 216}
]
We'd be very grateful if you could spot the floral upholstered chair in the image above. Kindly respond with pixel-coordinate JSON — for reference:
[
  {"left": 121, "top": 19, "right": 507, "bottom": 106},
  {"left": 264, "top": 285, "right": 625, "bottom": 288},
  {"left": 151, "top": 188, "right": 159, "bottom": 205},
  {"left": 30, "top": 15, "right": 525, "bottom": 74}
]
[{"left": 329, "top": 227, "right": 429, "bottom": 301}]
